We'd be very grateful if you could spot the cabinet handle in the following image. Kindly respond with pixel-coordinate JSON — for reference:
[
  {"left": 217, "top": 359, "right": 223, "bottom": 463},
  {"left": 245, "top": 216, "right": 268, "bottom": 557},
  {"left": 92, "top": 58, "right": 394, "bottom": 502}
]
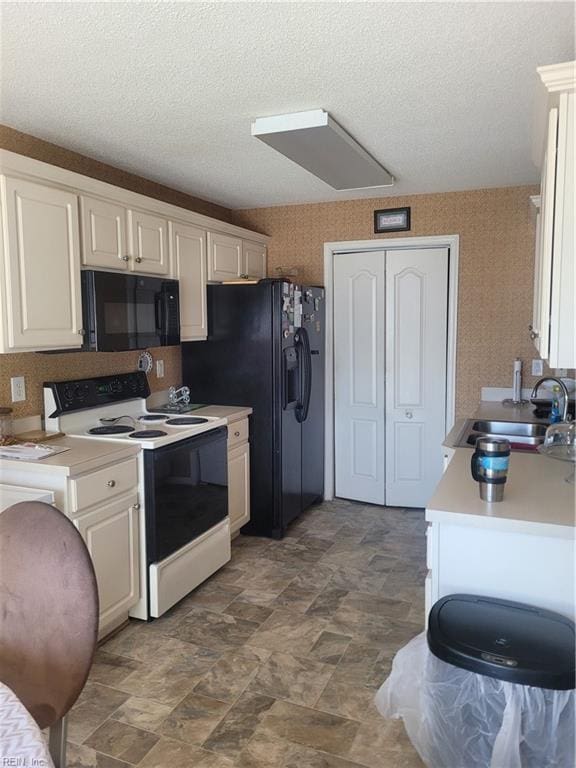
[
  {"left": 107, "top": 480, "right": 116, "bottom": 487},
  {"left": 529, "top": 330, "right": 538, "bottom": 340},
  {"left": 77, "top": 328, "right": 86, "bottom": 336},
  {"left": 135, "top": 256, "right": 142, "bottom": 263},
  {"left": 132, "top": 503, "right": 140, "bottom": 510},
  {"left": 234, "top": 431, "right": 240, "bottom": 437},
  {"left": 121, "top": 255, "right": 130, "bottom": 261}
]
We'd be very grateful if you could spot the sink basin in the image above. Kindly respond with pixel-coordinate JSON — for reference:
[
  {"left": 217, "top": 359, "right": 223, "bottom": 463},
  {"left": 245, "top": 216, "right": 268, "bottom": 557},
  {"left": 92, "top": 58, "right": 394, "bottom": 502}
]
[
  {"left": 472, "top": 421, "right": 548, "bottom": 438},
  {"left": 457, "top": 419, "right": 548, "bottom": 450}
]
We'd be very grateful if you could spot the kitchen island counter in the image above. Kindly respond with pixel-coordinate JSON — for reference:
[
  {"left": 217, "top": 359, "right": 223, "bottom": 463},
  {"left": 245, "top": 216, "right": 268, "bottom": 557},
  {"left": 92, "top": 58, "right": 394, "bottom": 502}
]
[
  {"left": 427, "top": 447, "right": 575, "bottom": 538},
  {"left": 425, "top": 447, "right": 575, "bottom": 621}
]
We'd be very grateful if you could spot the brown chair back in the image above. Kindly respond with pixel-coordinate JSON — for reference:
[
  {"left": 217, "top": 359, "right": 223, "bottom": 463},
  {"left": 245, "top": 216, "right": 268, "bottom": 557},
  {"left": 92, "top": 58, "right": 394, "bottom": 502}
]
[{"left": 0, "top": 501, "right": 98, "bottom": 728}]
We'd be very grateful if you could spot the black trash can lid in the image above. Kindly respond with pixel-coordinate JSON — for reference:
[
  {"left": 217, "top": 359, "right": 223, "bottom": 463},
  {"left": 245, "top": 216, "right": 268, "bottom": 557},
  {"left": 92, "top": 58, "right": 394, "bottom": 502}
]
[{"left": 427, "top": 594, "right": 575, "bottom": 690}]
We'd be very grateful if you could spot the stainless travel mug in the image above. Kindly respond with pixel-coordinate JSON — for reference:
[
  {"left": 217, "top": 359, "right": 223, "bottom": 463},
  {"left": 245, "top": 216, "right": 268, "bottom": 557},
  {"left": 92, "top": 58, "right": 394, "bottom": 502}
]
[{"left": 471, "top": 437, "right": 511, "bottom": 502}]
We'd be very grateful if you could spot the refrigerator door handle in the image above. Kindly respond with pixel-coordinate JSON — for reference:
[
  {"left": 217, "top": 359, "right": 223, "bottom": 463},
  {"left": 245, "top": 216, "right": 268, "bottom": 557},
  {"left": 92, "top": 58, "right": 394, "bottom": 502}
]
[{"left": 296, "top": 327, "right": 312, "bottom": 423}]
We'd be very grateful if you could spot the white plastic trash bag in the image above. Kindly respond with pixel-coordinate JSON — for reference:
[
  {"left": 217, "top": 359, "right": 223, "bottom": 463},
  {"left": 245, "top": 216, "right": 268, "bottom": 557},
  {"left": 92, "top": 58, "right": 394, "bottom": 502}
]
[{"left": 375, "top": 632, "right": 575, "bottom": 768}]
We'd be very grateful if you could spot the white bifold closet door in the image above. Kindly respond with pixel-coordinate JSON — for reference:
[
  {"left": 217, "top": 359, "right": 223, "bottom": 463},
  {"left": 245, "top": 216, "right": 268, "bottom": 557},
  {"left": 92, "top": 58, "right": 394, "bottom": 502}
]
[
  {"left": 334, "top": 251, "right": 386, "bottom": 504},
  {"left": 334, "top": 247, "right": 448, "bottom": 508}
]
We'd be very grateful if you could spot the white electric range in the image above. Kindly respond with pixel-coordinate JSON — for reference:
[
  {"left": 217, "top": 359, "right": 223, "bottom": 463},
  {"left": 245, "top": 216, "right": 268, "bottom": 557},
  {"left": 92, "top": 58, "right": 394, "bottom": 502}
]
[{"left": 44, "top": 372, "right": 231, "bottom": 619}]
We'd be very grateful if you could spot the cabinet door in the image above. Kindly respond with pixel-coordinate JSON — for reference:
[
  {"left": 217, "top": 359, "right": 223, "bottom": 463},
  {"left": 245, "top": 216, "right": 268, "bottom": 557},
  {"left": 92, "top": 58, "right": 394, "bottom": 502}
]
[
  {"left": 128, "top": 209, "right": 169, "bottom": 275},
  {"left": 228, "top": 442, "right": 250, "bottom": 535},
  {"left": 207, "top": 231, "right": 243, "bottom": 281},
  {"left": 548, "top": 91, "right": 575, "bottom": 368},
  {"left": 242, "top": 240, "right": 267, "bottom": 279},
  {"left": 1, "top": 176, "right": 83, "bottom": 351},
  {"left": 74, "top": 495, "right": 140, "bottom": 634},
  {"left": 534, "top": 107, "right": 558, "bottom": 359},
  {"left": 80, "top": 195, "right": 128, "bottom": 270},
  {"left": 170, "top": 221, "right": 207, "bottom": 340}
]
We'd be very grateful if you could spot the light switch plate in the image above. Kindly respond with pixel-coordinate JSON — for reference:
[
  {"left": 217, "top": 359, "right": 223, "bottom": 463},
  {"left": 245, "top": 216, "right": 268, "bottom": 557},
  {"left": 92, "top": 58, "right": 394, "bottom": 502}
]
[
  {"left": 10, "top": 376, "right": 26, "bottom": 402},
  {"left": 156, "top": 360, "right": 165, "bottom": 378},
  {"left": 531, "top": 359, "right": 544, "bottom": 376}
]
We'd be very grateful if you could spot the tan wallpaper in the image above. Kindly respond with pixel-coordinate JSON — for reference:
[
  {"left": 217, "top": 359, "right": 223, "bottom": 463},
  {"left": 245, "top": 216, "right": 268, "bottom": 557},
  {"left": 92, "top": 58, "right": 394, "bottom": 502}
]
[
  {"left": 0, "top": 346, "right": 182, "bottom": 419},
  {"left": 0, "top": 124, "right": 232, "bottom": 223},
  {"left": 232, "top": 187, "right": 563, "bottom": 417}
]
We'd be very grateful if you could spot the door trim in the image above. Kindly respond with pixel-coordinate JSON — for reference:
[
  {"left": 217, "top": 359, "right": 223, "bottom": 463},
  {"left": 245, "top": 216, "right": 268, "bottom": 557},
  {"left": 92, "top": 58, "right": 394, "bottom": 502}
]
[{"left": 324, "top": 234, "right": 459, "bottom": 501}]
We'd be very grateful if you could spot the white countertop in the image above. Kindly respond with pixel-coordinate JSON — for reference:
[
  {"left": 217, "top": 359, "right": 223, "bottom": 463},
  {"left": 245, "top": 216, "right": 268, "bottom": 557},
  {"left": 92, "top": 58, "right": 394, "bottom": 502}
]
[
  {"left": 426, "top": 448, "right": 575, "bottom": 538},
  {"left": 0, "top": 437, "right": 139, "bottom": 476},
  {"left": 192, "top": 405, "right": 252, "bottom": 424}
]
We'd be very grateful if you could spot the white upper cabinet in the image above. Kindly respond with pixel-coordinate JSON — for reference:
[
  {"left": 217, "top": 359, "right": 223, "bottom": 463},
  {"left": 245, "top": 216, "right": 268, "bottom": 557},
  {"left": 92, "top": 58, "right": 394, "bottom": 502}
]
[
  {"left": 0, "top": 176, "right": 83, "bottom": 352},
  {"left": 0, "top": 150, "right": 267, "bottom": 352},
  {"left": 170, "top": 221, "right": 207, "bottom": 340},
  {"left": 531, "top": 62, "right": 575, "bottom": 368},
  {"left": 128, "top": 209, "right": 170, "bottom": 275},
  {"left": 242, "top": 240, "right": 267, "bottom": 279},
  {"left": 80, "top": 195, "right": 129, "bottom": 270},
  {"left": 207, "top": 231, "right": 243, "bottom": 281}
]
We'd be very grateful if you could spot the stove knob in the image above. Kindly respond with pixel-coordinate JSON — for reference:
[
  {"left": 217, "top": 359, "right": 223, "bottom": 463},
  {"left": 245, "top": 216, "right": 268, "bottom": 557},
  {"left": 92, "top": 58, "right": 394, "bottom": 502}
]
[{"left": 111, "top": 379, "right": 122, "bottom": 393}]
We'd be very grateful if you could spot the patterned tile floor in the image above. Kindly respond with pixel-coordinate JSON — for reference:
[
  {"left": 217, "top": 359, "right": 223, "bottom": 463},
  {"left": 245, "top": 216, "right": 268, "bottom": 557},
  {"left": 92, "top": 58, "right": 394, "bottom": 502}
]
[{"left": 66, "top": 500, "right": 427, "bottom": 768}]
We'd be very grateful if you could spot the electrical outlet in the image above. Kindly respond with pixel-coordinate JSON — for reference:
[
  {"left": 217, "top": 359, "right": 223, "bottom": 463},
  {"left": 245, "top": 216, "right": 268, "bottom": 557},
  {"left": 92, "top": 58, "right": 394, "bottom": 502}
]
[
  {"left": 10, "top": 376, "right": 26, "bottom": 402},
  {"left": 531, "top": 359, "right": 544, "bottom": 377},
  {"left": 156, "top": 360, "right": 165, "bottom": 378}
]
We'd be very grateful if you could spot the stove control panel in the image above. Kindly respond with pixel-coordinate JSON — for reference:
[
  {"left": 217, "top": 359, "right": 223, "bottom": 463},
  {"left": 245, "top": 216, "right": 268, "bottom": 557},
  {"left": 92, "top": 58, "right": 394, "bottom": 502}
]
[{"left": 44, "top": 372, "right": 151, "bottom": 416}]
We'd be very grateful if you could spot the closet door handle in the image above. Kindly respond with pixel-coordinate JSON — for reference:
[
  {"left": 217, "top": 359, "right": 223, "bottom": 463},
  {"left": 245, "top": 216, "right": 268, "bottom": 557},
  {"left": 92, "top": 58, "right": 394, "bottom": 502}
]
[{"left": 405, "top": 410, "right": 413, "bottom": 419}]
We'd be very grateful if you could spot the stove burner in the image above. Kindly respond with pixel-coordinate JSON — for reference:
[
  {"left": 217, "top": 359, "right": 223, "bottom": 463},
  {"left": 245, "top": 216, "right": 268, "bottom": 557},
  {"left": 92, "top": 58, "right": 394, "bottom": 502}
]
[
  {"left": 165, "top": 417, "right": 209, "bottom": 426},
  {"left": 129, "top": 430, "right": 167, "bottom": 439},
  {"left": 139, "top": 414, "right": 169, "bottom": 422},
  {"left": 89, "top": 425, "right": 135, "bottom": 435}
]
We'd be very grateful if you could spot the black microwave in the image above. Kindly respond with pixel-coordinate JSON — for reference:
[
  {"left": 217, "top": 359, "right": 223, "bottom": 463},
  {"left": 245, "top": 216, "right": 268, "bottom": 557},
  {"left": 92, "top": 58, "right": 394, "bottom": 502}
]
[{"left": 81, "top": 271, "right": 180, "bottom": 351}]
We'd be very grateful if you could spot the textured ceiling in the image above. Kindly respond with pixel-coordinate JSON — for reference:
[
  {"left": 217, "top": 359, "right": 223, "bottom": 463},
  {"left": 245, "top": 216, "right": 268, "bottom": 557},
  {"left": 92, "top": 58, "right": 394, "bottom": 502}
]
[{"left": 0, "top": 2, "right": 574, "bottom": 209}]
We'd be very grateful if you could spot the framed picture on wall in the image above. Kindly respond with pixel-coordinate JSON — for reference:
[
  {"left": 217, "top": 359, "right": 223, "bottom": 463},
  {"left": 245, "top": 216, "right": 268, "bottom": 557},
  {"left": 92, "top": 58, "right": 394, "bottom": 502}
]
[{"left": 374, "top": 207, "right": 411, "bottom": 233}]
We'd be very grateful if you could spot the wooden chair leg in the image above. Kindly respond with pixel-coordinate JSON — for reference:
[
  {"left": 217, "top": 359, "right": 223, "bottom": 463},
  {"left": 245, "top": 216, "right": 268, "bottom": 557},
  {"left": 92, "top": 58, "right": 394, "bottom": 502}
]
[{"left": 48, "top": 716, "right": 67, "bottom": 768}]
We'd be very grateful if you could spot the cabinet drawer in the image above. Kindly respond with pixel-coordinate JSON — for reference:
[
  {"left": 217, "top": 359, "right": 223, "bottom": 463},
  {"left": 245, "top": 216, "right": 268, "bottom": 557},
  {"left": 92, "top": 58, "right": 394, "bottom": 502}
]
[
  {"left": 70, "top": 458, "right": 138, "bottom": 512},
  {"left": 227, "top": 418, "right": 249, "bottom": 449}
]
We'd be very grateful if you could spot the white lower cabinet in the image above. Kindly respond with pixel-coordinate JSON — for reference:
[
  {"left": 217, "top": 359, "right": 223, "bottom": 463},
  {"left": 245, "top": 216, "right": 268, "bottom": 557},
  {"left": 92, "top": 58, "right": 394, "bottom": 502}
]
[
  {"left": 0, "top": 175, "right": 83, "bottom": 352},
  {"left": 228, "top": 421, "right": 250, "bottom": 535},
  {"left": 425, "top": 520, "right": 575, "bottom": 622},
  {"left": 73, "top": 494, "right": 140, "bottom": 638},
  {"left": 0, "top": 450, "right": 141, "bottom": 639}
]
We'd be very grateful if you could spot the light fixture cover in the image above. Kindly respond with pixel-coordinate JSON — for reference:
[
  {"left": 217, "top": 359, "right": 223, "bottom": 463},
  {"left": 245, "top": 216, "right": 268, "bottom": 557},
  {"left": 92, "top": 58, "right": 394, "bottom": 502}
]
[{"left": 251, "top": 109, "right": 394, "bottom": 190}]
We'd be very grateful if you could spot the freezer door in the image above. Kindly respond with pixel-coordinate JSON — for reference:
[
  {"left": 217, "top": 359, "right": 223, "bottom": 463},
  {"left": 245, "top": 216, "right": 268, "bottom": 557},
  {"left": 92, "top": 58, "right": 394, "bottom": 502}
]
[{"left": 301, "top": 286, "right": 325, "bottom": 510}]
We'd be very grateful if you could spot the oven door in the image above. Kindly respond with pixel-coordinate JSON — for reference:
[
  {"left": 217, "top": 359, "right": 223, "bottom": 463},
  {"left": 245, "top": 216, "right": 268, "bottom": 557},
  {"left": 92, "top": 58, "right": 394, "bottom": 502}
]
[
  {"left": 144, "top": 427, "right": 230, "bottom": 617},
  {"left": 144, "top": 427, "right": 228, "bottom": 564},
  {"left": 82, "top": 270, "right": 180, "bottom": 351}
]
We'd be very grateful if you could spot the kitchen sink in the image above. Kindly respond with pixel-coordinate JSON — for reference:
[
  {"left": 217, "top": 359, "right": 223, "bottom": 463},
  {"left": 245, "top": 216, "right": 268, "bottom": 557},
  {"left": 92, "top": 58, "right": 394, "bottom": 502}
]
[{"left": 457, "top": 419, "right": 548, "bottom": 450}]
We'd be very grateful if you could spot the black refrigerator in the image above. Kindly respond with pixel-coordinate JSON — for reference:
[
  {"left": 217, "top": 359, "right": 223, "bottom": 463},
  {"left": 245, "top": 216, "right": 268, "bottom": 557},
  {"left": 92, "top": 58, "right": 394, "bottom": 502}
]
[{"left": 181, "top": 280, "right": 325, "bottom": 539}]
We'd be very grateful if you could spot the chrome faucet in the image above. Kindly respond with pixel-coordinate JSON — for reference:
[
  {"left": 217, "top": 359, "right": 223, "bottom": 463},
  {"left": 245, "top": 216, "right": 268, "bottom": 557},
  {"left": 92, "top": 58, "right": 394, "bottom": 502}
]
[
  {"left": 168, "top": 385, "right": 191, "bottom": 406},
  {"left": 531, "top": 377, "right": 570, "bottom": 422}
]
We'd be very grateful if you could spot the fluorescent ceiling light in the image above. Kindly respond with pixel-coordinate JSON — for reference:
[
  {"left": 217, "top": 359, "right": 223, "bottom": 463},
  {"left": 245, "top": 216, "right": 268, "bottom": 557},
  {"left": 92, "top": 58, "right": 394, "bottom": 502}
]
[{"left": 251, "top": 109, "right": 394, "bottom": 190}]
